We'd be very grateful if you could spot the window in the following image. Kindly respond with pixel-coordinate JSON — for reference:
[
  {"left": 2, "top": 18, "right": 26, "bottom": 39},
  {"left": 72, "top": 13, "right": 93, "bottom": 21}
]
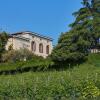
[
  {"left": 39, "top": 43, "right": 43, "bottom": 53},
  {"left": 46, "top": 45, "right": 49, "bottom": 54},
  {"left": 31, "top": 41, "right": 36, "bottom": 52}
]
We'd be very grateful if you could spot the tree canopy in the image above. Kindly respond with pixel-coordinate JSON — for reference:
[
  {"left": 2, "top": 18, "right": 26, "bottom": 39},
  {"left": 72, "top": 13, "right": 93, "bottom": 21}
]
[{"left": 51, "top": 0, "right": 100, "bottom": 65}]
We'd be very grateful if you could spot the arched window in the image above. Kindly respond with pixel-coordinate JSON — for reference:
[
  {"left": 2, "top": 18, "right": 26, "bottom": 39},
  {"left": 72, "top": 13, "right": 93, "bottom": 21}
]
[
  {"left": 31, "top": 41, "right": 36, "bottom": 52},
  {"left": 39, "top": 43, "right": 43, "bottom": 53},
  {"left": 46, "top": 45, "right": 49, "bottom": 54}
]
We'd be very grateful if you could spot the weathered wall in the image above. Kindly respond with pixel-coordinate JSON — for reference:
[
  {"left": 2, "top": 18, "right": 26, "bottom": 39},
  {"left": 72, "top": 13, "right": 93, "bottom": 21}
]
[{"left": 6, "top": 33, "right": 53, "bottom": 58}]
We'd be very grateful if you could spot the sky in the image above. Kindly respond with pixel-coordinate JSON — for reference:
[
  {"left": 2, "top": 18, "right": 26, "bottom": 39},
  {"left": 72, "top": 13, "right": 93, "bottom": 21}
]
[{"left": 0, "top": 0, "right": 82, "bottom": 44}]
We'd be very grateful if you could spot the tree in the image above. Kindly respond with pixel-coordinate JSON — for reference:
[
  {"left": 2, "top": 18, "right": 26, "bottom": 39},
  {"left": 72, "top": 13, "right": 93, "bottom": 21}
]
[
  {"left": 0, "top": 31, "right": 8, "bottom": 61},
  {"left": 82, "top": 0, "right": 100, "bottom": 47},
  {"left": 51, "top": 0, "right": 99, "bottom": 65},
  {"left": 92, "top": 0, "right": 100, "bottom": 46},
  {"left": 51, "top": 32, "right": 87, "bottom": 65}
]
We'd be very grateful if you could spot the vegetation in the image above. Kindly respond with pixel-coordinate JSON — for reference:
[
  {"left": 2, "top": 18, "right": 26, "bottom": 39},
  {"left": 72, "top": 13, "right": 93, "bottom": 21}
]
[
  {"left": 2, "top": 48, "right": 38, "bottom": 62},
  {"left": 0, "top": 49, "right": 53, "bottom": 74},
  {"left": 93, "top": 0, "right": 100, "bottom": 39},
  {"left": 0, "top": 59, "right": 53, "bottom": 72},
  {"left": 0, "top": 58, "right": 53, "bottom": 75},
  {"left": 0, "top": 54, "right": 99, "bottom": 99},
  {"left": 51, "top": 0, "right": 100, "bottom": 65},
  {"left": 0, "top": 0, "right": 99, "bottom": 99},
  {"left": 0, "top": 31, "right": 8, "bottom": 61}
]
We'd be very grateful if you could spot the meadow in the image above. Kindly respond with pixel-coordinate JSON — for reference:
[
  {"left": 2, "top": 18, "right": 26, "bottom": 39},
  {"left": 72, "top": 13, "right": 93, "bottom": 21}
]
[{"left": 0, "top": 54, "right": 100, "bottom": 100}]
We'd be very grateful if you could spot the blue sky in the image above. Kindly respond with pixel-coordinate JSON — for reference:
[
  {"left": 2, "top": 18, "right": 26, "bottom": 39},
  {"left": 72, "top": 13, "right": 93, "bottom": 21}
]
[{"left": 0, "top": 0, "right": 82, "bottom": 44}]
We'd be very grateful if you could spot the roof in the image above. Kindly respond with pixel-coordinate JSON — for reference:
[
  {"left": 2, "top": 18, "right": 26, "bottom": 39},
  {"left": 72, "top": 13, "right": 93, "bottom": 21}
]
[
  {"left": 13, "top": 35, "right": 30, "bottom": 41},
  {"left": 11, "top": 31, "right": 53, "bottom": 41}
]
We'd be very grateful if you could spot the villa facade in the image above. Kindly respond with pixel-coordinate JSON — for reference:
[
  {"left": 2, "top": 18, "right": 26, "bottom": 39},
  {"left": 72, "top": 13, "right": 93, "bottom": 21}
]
[{"left": 6, "top": 31, "right": 53, "bottom": 58}]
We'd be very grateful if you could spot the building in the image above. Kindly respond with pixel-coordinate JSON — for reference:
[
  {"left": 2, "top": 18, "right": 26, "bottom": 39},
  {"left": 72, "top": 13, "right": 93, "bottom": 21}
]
[{"left": 6, "top": 31, "right": 53, "bottom": 58}]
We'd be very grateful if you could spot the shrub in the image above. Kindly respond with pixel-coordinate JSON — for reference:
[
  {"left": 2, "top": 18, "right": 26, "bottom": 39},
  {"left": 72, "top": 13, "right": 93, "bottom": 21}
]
[
  {"left": 8, "top": 44, "right": 13, "bottom": 51},
  {"left": 2, "top": 48, "right": 38, "bottom": 62},
  {"left": 81, "top": 81, "right": 100, "bottom": 99}
]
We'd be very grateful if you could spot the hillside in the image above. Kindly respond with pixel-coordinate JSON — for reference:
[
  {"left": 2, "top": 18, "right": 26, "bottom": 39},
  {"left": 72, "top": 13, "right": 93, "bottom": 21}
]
[
  {"left": 0, "top": 53, "right": 100, "bottom": 99},
  {"left": 88, "top": 53, "right": 100, "bottom": 67}
]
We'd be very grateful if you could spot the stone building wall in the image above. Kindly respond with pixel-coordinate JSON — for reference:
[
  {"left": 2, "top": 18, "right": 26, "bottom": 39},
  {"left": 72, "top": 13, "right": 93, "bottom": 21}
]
[{"left": 6, "top": 32, "right": 53, "bottom": 58}]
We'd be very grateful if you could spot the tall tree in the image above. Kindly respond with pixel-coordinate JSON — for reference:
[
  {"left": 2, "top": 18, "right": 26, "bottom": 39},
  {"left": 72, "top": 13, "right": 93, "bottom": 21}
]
[
  {"left": 51, "top": 0, "right": 99, "bottom": 65},
  {"left": 92, "top": 0, "right": 100, "bottom": 46},
  {"left": 83, "top": 0, "right": 100, "bottom": 47}
]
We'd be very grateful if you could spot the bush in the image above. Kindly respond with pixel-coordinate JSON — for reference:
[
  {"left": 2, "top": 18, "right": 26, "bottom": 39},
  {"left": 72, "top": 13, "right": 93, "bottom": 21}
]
[
  {"left": 0, "top": 56, "right": 54, "bottom": 74},
  {"left": 2, "top": 48, "right": 39, "bottom": 62}
]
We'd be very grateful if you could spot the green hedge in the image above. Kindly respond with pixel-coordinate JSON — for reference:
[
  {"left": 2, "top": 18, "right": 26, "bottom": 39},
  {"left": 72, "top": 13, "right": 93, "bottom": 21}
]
[{"left": 0, "top": 59, "right": 54, "bottom": 75}]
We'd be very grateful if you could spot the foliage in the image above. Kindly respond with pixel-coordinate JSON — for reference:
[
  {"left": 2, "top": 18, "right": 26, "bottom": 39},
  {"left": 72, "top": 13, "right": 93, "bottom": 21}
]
[
  {"left": 51, "top": 0, "right": 100, "bottom": 65},
  {"left": 92, "top": 0, "right": 100, "bottom": 38},
  {"left": 2, "top": 48, "right": 39, "bottom": 62},
  {"left": 0, "top": 56, "right": 53, "bottom": 73},
  {"left": 8, "top": 44, "right": 13, "bottom": 51},
  {"left": 0, "top": 62, "right": 99, "bottom": 99},
  {"left": 87, "top": 53, "right": 100, "bottom": 67},
  {"left": 51, "top": 31, "right": 90, "bottom": 65},
  {"left": 0, "top": 31, "right": 8, "bottom": 61}
]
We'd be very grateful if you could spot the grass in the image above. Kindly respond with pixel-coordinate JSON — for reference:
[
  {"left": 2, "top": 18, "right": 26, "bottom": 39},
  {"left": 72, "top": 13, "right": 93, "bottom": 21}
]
[
  {"left": 0, "top": 53, "right": 100, "bottom": 99},
  {"left": 88, "top": 53, "right": 100, "bottom": 67},
  {"left": 0, "top": 63, "right": 100, "bottom": 99}
]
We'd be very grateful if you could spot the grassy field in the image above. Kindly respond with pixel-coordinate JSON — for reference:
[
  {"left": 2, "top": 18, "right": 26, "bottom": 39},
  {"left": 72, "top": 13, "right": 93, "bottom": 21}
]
[{"left": 0, "top": 54, "right": 100, "bottom": 100}]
